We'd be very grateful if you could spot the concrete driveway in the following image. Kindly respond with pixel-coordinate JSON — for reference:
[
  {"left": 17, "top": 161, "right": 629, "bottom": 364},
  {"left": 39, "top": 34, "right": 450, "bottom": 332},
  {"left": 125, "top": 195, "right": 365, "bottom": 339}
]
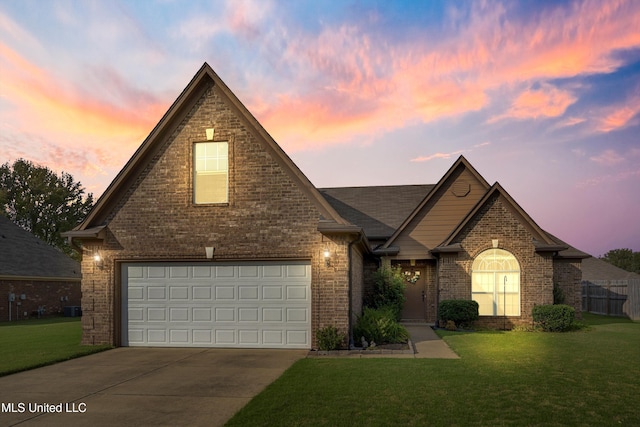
[{"left": 0, "top": 347, "right": 306, "bottom": 427}]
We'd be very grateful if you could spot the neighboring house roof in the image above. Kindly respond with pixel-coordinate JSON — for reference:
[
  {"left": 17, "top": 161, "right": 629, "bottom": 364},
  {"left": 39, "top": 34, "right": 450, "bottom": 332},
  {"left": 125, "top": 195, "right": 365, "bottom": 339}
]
[
  {"left": 319, "top": 185, "right": 433, "bottom": 240},
  {"left": 66, "top": 62, "right": 350, "bottom": 237},
  {"left": 0, "top": 216, "right": 80, "bottom": 280},
  {"left": 581, "top": 256, "right": 640, "bottom": 281}
]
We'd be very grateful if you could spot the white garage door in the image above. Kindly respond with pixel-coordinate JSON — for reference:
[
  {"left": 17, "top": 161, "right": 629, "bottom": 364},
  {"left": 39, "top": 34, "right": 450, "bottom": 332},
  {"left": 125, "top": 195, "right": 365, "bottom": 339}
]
[{"left": 121, "top": 262, "right": 311, "bottom": 349}]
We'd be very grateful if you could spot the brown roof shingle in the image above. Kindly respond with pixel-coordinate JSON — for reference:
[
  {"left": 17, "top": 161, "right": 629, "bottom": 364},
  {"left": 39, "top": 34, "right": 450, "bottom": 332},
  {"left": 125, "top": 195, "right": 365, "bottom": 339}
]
[
  {"left": 319, "top": 185, "right": 433, "bottom": 239},
  {"left": 0, "top": 216, "right": 80, "bottom": 279}
]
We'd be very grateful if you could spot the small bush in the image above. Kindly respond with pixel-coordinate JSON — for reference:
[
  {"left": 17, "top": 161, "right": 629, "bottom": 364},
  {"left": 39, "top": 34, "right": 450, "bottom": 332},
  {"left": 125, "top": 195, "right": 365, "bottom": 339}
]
[
  {"left": 353, "top": 307, "right": 409, "bottom": 345},
  {"left": 438, "top": 300, "right": 479, "bottom": 328},
  {"left": 532, "top": 304, "right": 575, "bottom": 332},
  {"left": 365, "top": 267, "right": 406, "bottom": 320},
  {"left": 316, "top": 325, "right": 345, "bottom": 350}
]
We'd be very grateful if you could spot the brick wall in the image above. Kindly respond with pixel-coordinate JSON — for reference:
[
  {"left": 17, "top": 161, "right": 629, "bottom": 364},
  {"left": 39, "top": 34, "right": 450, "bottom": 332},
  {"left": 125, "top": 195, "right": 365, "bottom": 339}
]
[
  {"left": 0, "top": 279, "right": 81, "bottom": 322},
  {"left": 349, "top": 244, "right": 364, "bottom": 344},
  {"left": 80, "top": 84, "right": 353, "bottom": 347},
  {"left": 553, "top": 258, "right": 583, "bottom": 316},
  {"left": 439, "top": 193, "right": 554, "bottom": 327}
]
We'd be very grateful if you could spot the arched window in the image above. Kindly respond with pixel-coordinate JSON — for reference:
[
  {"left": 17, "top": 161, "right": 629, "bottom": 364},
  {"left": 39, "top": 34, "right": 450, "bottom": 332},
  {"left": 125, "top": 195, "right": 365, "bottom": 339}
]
[{"left": 472, "top": 249, "right": 520, "bottom": 316}]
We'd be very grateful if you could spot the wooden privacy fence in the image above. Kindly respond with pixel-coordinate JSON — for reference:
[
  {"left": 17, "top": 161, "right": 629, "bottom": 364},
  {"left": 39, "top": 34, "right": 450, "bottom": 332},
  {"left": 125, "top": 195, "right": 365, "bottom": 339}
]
[{"left": 582, "top": 279, "right": 640, "bottom": 320}]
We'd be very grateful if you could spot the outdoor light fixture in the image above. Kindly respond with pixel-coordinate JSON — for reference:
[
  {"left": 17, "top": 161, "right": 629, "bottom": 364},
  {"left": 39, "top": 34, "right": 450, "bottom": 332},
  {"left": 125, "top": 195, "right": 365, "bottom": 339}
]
[
  {"left": 205, "top": 246, "right": 215, "bottom": 260},
  {"left": 323, "top": 248, "right": 331, "bottom": 267},
  {"left": 93, "top": 252, "right": 104, "bottom": 269}
]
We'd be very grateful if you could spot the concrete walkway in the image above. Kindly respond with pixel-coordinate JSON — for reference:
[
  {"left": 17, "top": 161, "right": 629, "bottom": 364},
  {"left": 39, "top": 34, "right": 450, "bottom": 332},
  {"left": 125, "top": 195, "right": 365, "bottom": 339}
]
[{"left": 404, "top": 324, "right": 460, "bottom": 359}]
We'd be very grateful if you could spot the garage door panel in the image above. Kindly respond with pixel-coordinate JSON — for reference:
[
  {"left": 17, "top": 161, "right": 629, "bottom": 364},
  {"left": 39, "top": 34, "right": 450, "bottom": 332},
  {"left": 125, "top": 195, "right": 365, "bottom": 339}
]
[
  {"left": 215, "top": 286, "right": 235, "bottom": 300},
  {"left": 169, "top": 266, "right": 189, "bottom": 278},
  {"left": 147, "top": 307, "right": 166, "bottom": 321},
  {"left": 263, "top": 286, "right": 283, "bottom": 300},
  {"left": 129, "top": 286, "right": 144, "bottom": 300},
  {"left": 193, "top": 307, "right": 212, "bottom": 321},
  {"left": 263, "top": 307, "right": 283, "bottom": 322},
  {"left": 216, "top": 329, "right": 237, "bottom": 344},
  {"left": 169, "top": 307, "right": 189, "bottom": 321},
  {"left": 238, "top": 329, "right": 259, "bottom": 344},
  {"left": 287, "top": 330, "right": 308, "bottom": 345},
  {"left": 238, "top": 307, "right": 259, "bottom": 322},
  {"left": 193, "top": 286, "right": 212, "bottom": 300},
  {"left": 286, "top": 286, "right": 308, "bottom": 300},
  {"left": 192, "top": 329, "right": 212, "bottom": 344},
  {"left": 263, "top": 330, "right": 283, "bottom": 345},
  {"left": 238, "top": 265, "right": 259, "bottom": 278},
  {"left": 215, "top": 307, "right": 235, "bottom": 322},
  {"left": 239, "top": 286, "right": 259, "bottom": 300},
  {"left": 286, "top": 308, "right": 308, "bottom": 322},
  {"left": 169, "top": 286, "right": 189, "bottom": 300},
  {"left": 147, "top": 286, "right": 166, "bottom": 300},
  {"left": 123, "top": 262, "right": 311, "bottom": 348},
  {"left": 148, "top": 266, "right": 166, "bottom": 278}
]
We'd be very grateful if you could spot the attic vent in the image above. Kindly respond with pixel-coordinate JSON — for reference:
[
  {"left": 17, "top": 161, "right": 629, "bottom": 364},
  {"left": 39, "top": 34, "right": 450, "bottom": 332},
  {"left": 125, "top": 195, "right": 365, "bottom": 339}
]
[{"left": 451, "top": 181, "right": 470, "bottom": 197}]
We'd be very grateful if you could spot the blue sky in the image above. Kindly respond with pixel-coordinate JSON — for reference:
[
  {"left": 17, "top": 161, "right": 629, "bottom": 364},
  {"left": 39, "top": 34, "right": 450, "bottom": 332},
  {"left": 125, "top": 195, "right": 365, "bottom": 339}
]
[{"left": 1, "top": 0, "right": 639, "bottom": 257}]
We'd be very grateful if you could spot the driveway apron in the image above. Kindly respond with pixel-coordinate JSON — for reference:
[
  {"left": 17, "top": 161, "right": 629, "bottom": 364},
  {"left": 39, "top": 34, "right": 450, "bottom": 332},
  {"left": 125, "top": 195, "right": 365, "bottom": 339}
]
[{"left": 0, "top": 348, "right": 306, "bottom": 427}]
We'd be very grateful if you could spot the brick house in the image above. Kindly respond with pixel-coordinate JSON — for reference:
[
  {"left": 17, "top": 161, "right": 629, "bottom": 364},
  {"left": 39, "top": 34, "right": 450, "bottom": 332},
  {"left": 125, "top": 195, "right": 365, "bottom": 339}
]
[
  {"left": 64, "top": 63, "right": 587, "bottom": 349},
  {"left": 0, "top": 216, "right": 81, "bottom": 321}
]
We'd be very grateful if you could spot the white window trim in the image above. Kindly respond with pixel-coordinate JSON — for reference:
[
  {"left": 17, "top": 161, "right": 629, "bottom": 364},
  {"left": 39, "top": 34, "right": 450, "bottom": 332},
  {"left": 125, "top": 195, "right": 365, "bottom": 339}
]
[
  {"left": 471, "top": 248, "right": 521, "bottom": 316},
  {"left": 193, "top": 141, "right": 229, "bottom": 204}
]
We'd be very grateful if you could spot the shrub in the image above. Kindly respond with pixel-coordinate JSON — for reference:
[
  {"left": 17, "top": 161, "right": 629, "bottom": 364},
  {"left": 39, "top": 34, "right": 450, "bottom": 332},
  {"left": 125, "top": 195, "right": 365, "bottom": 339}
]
[
  {"left": 438, "top": 300, "right": 479, "bottom": 328},
  {"left": 365, "top": 267, "right": 406, "bottom": 320},
  {"left": 532, "top": 304, "right": 575, "bottom": 332},
  {"left": 353, "top": 307, "right": 409, "bottom": 345},
  {"left": 316, "top": 325, "right": 345, "bottom": 351}
]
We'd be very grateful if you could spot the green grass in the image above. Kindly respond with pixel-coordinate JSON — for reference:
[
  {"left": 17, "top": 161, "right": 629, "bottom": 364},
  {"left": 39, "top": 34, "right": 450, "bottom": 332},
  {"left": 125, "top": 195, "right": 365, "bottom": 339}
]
[
  {"left": 0, "top": 317, "right": 111, "bottom": 377},
  {"left": 227, "top": 314, "right": 640, "bottom": 426}
]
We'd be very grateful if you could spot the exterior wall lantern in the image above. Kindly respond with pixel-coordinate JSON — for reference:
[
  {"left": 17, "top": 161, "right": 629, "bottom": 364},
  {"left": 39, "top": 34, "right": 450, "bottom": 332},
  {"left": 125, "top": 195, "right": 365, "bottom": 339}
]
[
  {"left": 93, "top": 252, "right": 104, "bottom": 269},
  {"left": 323, "top": 247, "right": 331, "bottom": 267}
]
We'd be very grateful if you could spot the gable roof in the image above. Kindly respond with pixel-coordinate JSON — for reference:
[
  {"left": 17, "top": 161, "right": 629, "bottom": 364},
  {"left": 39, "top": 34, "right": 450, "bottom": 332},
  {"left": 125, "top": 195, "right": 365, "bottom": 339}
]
[
  {"left": 435, "top": 182, "right": 589, "bottom": 258},
  {"left": 319, "top": 185, "right": 433, "bottom": 240},
  {"left": 68, "top": 63, "right": 349, "bottom": 236},
  {"left": 381, "top": 155, "right": 490, "bottom": 249},
  {"left": 0, "top": 216, "right": 80, "bottom": 280},
  {"left": 439, "top": 182, "right": 554, "bottom": 247}
]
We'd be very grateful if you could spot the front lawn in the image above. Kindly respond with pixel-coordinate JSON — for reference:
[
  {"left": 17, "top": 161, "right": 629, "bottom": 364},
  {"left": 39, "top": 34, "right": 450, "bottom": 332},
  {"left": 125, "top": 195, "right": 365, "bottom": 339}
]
[
  {"left": 0, "top": 317, "right": 111, "bottom": 376},
  {"left": 227, "top": 314, "right": 640, "bottom": 426}
]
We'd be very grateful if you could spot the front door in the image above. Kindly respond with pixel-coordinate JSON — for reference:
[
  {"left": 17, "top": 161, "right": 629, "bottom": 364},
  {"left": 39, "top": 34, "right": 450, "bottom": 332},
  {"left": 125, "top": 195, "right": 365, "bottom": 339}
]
[{"left": 401, "top": 267, "right": 426, "bottom": 321}]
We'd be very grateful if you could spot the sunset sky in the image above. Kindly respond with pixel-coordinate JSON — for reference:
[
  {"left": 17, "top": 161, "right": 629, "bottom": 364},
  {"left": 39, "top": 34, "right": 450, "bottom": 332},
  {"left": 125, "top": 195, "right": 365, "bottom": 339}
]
[{"left": 1, "top": 0, "right": 639, "bottom": 257}]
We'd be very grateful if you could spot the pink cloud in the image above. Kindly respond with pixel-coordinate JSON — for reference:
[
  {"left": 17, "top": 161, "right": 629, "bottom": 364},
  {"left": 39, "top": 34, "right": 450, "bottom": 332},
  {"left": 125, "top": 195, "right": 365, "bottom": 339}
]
[
  {"left": 577, "top": 168, "right": 640, "bottom": 188},
  {"left": 595, "top": 100, "right": 640, "bottom": 132},
  {"left": 252, "top": 0, "right": 640, "bottom": 151},
  {"left": 488, "top": 84, "right": 576, "bottom": 123},
  {"left": 590, "top": 149, "right": 626, "bottom": 165},
  {"left": 0, "top": 42, "right": 167, "bottom": 148},
  {"left": 410, "top": 151, "right": 465, "bottom": 163},
  {"left": 410, "top": 142, "right": 490, "bottom": 163}
]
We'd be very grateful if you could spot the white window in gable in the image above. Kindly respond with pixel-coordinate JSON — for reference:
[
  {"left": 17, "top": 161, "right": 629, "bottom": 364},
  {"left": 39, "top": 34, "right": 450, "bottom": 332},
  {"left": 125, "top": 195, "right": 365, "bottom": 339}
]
[
  {"left": 471, "top": 248, "right": 520, "bottom": 316},
  {"left": 194, "top": 141, "right": 228, "bottom": 204}
]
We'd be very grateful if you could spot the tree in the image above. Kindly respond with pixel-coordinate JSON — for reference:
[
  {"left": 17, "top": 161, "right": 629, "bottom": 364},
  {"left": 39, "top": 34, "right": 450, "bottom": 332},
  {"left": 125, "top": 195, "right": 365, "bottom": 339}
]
[
  {"left": 600, "top": 248, "right": 640, "bottom": 274},
  {"left": 0, "top": 159, "right": 94, "bottom": 259}
]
